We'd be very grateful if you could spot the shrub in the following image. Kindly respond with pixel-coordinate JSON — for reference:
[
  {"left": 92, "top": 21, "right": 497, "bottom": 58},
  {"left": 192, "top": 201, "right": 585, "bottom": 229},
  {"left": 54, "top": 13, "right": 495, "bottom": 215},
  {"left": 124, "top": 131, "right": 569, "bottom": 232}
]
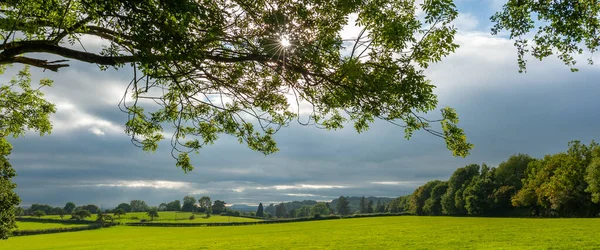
[
  {"left": 189, "top": 215, "right": 195, "bottom": 220},
  {"left": 140, "top": 219, "right": 147, "bottom": 223}
]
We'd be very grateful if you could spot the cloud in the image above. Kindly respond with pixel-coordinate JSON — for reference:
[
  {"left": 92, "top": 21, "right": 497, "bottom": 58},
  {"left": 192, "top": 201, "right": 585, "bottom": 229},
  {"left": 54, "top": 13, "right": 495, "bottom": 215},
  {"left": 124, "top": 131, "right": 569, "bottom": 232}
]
[
  {"left": 88, "top": 127, "right": 106, "bottom": 136},
  {"left": 453, "top": 13, "right": 479, "bottom": 31},
  {"left": 256, "top": 184, "right": 347, "bottom": 190},
  {"left": 371, "top": 181, "right": 424, "bottom": 186},
  {"left": 87, "top": 180, "right": 193, "bottom": 189}
]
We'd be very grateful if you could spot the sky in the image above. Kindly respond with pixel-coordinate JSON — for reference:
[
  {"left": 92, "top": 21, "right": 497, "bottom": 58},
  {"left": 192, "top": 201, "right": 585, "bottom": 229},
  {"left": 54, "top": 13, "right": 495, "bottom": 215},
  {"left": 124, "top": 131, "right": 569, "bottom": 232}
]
[{"left": 6, "top": 0, "right": 600, "bottom": 208}]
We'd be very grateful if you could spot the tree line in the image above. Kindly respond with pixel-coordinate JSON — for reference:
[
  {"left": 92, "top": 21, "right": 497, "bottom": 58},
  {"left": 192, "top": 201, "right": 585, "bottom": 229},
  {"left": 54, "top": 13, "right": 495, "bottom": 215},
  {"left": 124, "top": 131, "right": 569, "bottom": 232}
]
[
  {"left": 17, "top": 196, "right": 237, "bottom": 221},
  {"left": 395, "top": 140, "right": 600, "bottom": 217},
  {"left": 255, "top": 196, "right": 393, "bottom": 219}
]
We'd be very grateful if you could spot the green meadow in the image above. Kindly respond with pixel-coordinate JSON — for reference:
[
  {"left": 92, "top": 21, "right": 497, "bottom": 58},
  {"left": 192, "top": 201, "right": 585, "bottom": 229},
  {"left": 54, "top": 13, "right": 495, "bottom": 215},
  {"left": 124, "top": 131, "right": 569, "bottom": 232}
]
[{"left": 3, "top": 216, "right": 600, "bottom": 249}]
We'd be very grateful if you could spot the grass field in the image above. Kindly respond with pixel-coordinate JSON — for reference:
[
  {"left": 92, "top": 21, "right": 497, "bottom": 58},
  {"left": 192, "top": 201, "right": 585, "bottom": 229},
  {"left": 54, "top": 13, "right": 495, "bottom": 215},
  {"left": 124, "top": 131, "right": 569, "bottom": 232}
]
[
  {"left": 3, "top": 216, "right": 600, "bottom": 249},
  {"left": 23, "top": 212, "right": 261, "bottom": 223},
  {"left": 15, "top": 222, "right": 87, "bottom": 230}
]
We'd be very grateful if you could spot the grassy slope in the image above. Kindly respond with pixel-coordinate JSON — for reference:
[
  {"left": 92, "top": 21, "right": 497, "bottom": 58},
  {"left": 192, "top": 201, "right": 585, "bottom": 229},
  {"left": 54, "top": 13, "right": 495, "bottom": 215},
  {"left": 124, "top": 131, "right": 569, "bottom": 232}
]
[
  {"left": 23, "top": 212, "right": 261, "bottom": 223},
  {"left": 3, "top": 216, "right": 600, "bottom": 249},
  {"left": 15, "top": 222, "right": 87, "bottom": 230}
]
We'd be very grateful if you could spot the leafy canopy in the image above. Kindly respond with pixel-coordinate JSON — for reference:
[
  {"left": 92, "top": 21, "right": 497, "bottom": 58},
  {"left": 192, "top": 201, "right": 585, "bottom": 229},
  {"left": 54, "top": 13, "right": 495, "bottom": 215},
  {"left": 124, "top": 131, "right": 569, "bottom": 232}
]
[
  {"left": 491, "top": 0, "right": 600, "bottom": 72},
  {"left": 0, "top": 0, "right": 472, "bottom": 174}
]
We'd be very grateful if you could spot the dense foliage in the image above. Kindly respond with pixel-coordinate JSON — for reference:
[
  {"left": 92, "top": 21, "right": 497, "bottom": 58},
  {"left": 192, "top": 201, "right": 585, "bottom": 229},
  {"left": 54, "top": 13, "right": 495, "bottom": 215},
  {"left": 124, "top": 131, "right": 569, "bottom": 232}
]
[
  {"left": 491, "top": 0, "right": 600, "bottom": 73},
  {"left": 403, "top": 141, "right": 600, "bottom": 217}
]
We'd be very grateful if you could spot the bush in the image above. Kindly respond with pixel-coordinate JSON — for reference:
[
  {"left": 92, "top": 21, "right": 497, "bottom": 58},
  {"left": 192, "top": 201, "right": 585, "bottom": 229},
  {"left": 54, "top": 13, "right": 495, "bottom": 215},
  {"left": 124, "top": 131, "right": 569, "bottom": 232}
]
[
  {"left": 130, "top": 216, "right": 139, "bottom": 220},
  {"left": 189, "top": 215, "right": 195, "bottom": 220}
]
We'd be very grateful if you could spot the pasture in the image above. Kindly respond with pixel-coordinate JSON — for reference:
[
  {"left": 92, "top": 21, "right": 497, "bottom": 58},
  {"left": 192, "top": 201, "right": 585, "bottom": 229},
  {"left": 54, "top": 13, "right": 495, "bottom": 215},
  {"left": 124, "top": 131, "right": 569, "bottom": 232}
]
[{"left": 3, "top": 216, "right": 600, "bottom": 249}]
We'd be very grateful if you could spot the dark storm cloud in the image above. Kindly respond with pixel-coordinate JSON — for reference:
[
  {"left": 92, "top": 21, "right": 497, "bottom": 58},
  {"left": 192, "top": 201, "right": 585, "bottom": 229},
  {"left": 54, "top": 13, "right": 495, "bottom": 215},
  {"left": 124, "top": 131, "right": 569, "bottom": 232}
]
[{"left": 7, "top": 28, "right": 600, "bottom": 207}]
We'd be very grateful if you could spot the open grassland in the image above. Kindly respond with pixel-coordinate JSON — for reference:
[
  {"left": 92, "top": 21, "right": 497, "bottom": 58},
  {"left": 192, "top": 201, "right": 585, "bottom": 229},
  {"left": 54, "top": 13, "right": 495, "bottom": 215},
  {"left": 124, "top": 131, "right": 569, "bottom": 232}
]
[
  {"left": 23, "top": 212, "right": 261, "bottom": 223},
  {"left": 3, "top": 216, "right": 600, "bottom": 249},
  {"left": 15, "top": 222, "right": 87, "bottom": 230}
]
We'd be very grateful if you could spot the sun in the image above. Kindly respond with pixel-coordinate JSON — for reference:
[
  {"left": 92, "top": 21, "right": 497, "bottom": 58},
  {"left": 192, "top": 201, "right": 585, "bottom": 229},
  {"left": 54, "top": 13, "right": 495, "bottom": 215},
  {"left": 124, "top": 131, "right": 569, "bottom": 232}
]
[{"left": 280, "top": 34, "right": 291, "bottom": 48}]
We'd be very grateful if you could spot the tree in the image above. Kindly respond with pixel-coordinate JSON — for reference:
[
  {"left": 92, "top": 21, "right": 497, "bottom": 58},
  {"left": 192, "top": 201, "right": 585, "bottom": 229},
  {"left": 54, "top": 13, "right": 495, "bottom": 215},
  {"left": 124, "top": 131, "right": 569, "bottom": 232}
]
[
  {"left": 78, "top": 204, "right": 100, "bottom": 214},
  {"left": 1, "top": 66, "right": 54, "bottom": 238},
  {"left": 441, "top": 164, "right": 480, "bottom": 215},
  {"left": 130, "top": 200, "right": 149, "bottom": 212},
  {"left": 147, "top": 207, "right": 159, "bottom": 221},
  {"left": 115, "top": 203, "right": 131, "bottom": 213},
  {"left": 586, "top": 147, "right": 600, "bottom": 203},
  {"left": 513, "top": 141, "right": 599, "bottom": 217},
  {"left": 55, "top": 208, "right": 66, "bottom": 219},
  {"left": 492, "top": 154, "right": 535, "bottom": 212},
  {"left": 33, "top": 210, "right": 45, "bottom": 218},
  {"left": 310, "top": 203, "right": 331, "bottom": 217},
  {"left": 14, "top": 207, "right": 24, "bottom": 217},
  {"left": 158, "top": 203, "right": 168, "bottom": 211},
  {"left": 28, "top": 204, "right": 53, "bottom": 215},
  {"left": 181, "top": 196, "right": 197, "bottom": 212},
  {"left": 212, "top": 200, "right": 226, "bottom": 214},
  {"left": 359, "top": 196, "right": 367, "bottom": 214},
  {"left": 0, "top": 0, "right": 480, "bottom": 236},
  {"left": 422, "top": 181, "right": 448, "bottom": 216},
  {"left": 113, "top": 208, "right": 126, "bottom": 219},
  {"left": 198, "top": 196, "right": 212, "bottom": 213},
  {"left": 336, "top": 196, "right": 350, "bottom": 216},
  {"left": 72, "top": 210, "right": 91, "bottom": 220},
  {"left": 204, "top": 207, "right": 212, "bottom": 218},
  {"left": 294, "top": 205, "right": 312, "bottom": 218},
  {"left": 166, "top": 200, "right": 181, "bottom": 211},
  {"left": 63, "top": 202, "right": 76, "bottom": 214},
  {"left": 256, "top": 203, "right": 264, "bottom": 217},
  {"left": 463, "top": 164, "right": 495, "bottom": 216},
  {"left": 275, "top": 203, "right": 287, "bottom": 218},
  {"left": 491, "top": 0, "right": 600, "bottom": 73},
  {"left": 375, "top": 199, "right": 385, "bottom": 213},
  {"left": 0, "top": 151, "right": 20, "bottom": 239},
  {"left": 95, "top": 211, "right": 105, "bottom": 223},
  {"left": 367, "top": 200, "right": 374, "bottom": 214}
]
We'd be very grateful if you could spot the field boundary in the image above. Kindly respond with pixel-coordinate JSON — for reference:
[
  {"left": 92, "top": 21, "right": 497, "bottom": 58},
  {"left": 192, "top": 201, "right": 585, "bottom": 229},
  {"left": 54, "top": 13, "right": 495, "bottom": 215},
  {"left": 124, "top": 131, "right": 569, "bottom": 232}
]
[
  {"left": 125, "top": 213, "right": 410, "bottom": 227},
  {"left": 12, "top": 222, "right": 119, "bottom": 237},
  {"left": 16, "top": 217, "right": 96, "bottom": 224},
  {"left": 12, "top": 218, "right": 121, "bottom": 237}
]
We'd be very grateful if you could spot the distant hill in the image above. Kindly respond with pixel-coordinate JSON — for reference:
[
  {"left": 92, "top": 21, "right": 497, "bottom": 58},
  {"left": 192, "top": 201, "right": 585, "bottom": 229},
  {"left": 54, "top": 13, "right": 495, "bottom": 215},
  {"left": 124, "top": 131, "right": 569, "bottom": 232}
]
[
  {"left": 330, "top": 196, "right": 393, "bottom": 213},
  {"left": 229, "top": 204, "right": 258, "bottom": 212}
]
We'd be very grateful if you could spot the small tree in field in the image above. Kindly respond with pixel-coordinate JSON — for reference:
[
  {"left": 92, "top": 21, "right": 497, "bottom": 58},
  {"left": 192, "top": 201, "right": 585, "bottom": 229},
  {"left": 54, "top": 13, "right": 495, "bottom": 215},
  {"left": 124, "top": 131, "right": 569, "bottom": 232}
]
[
  {"left": 256, "top": 203, "right": 264, "bottom": 217},
  {"left": 205, "top": 207, "right": 212, "bottom": 218},
  {"left": 113, "top": 208, "right": 126, "bottom": 219},
  {"left": 72, "top": 210, "right": 91, "bottom": 220},
  {"left": 33, "top": 210, "right": 45, "bottom": 218},
  {"left": 147, "top": 207, "right": 159, "bottom": 221}
]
